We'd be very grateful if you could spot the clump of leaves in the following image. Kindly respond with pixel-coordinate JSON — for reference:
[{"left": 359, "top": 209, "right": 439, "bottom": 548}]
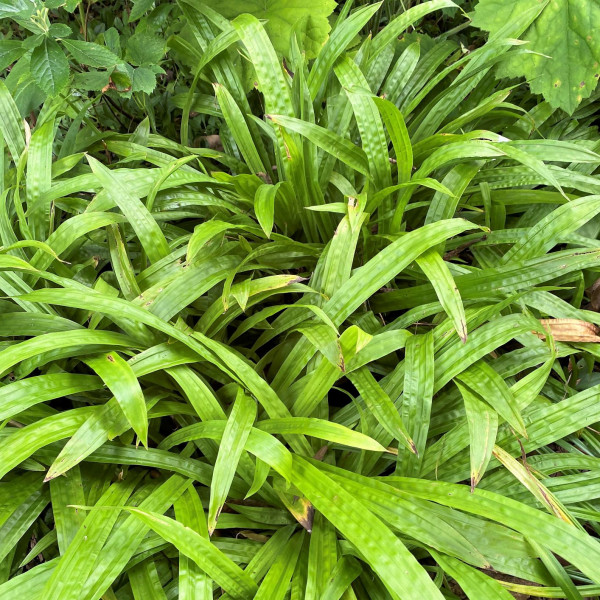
[
  {"left": 0, "top": 0, "right": 168, "bottom": 111},
  {"left": 2, "top": 2, "right": 600, "bottom": 600}
]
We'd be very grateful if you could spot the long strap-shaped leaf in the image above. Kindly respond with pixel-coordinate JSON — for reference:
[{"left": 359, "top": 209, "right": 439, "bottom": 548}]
[
  {"left": 348, "top": 366, "right": 416, "bottom": 454},
  {"left": 174, "top": 488, "right": 213, "bottom": 600},
  {"left": 290, "top": 457, "right": 444, "bottom": 600},
  {"left": 308, "top": 2, "right": 382, "bottom": 100},
  {"left": 208, "top": 389, "right": 256, "bottom": 534},
  {"left": 324, "top": 218, "right": 477, "bottom": 325},
  {"left": 433, "top": 552, "right": 514, "bottom": 600},
  {"left": 417, "top": 249, "right": 467, "bottom": 342},
  {"left": 232, "top": 14, "right": 293, "bottom": 118},
  {"left": 119, "top": 507, "right": 258, "bottom": 599},
  {"left": 84, "top": 351, "right": 148, "bottom": 448},
  {"left": 87, "top": 155, "right": 170, "bottom": 264},
  {"left": 369, "top": 0, "right": 457, "bottom": 60},
  {"left": 21, "top": 287, "right": 312, "bottom": 456},
  {"left": 0, "top": 81, "right": 25, "bottom": 162},
  {"left": 457, "top": 381, "right": 498, "bottom": 491},
  {"left": 268, "top": 114, "right": 370, "bottom": 176},
  {"left": 388, "top": 477, "right": 600, "bottom": 584}
]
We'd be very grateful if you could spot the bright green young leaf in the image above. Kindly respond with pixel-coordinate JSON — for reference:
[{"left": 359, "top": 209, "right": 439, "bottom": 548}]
[{"left": 200, "top": 0, "right": 336, "bottom": 58}]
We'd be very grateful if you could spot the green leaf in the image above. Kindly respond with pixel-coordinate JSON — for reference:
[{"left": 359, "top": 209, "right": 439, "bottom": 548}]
[
  {"left": 455, "top": 360, "right": 527, "bottom": 438},
  {"left": 256, "top": 417, "right": 389, "bottom": 452},
  {"left": 61, "top": 39, "right": 120, "bottom": 67},
  {"left": 527, "top": 538, "right": 585, "bottom": 600},
  {"left": 208, "top": 389, "right": 256, "bottom": 534},
  {"left": 126, "top": 32, "right": 165, "bottom": 66},
  {"left": 254, "top": 530, "right": 304, "bottom": 599},
  {"left": 307, "top": 2, "right": 382, "bottom": 99},
  {"left": 83, "top": 351, "right": 148, "bottom": 448},
  {"left": 417, "top": 249, "right": 467, "bottom": 342},
  {"left": 174, "top": 488, "right": 212, "bottom": 600},
  {"left": 0, "top": 489, "right": 49, "bottom": 564},
  {"left": 199, "top": 0, "right": 336, "bottom": 58},
  {"left": 30, "top": 38, "right": 69, "bottom": 96},
  {"left": 214, "top": 83, "right": 265, "bottom": 175},
  {"left": 268, "top": 114, "right": 371, "bottom": 176},
  {"left": 232, "top": 14, "right": 294, "bottom": 117},
  {"left": 132, "top": 66, "right": 158, "bottom": 94},
  {"left": 48, "top": 23, "right": 73, "bottom": 38},
  {"left": 457, "top": 381, "right": 498, "bottom": 490},
  {"left": 370, "top": 0, "right": 457, "bottom": 59},
  {"left": 129, "top": 560, "right": 168, "bottom": 600},
  {"left": 501, "top": 195, "right": 600, "bottom": 264},
  {"left": 292, "top": 457, "right": 444, "bottom": 600},
  {"left": 65, "top": 0, "right": 81, "bottom": 11},
  {"left": 492, "top": 445, "right": 575, "bottom": 525},
  {"left": 0, "top": 374, "right": 101, "bottom": 421},
  {"left": 186, "top": 220, "right": 233, "bottom": 263},
  {"left": 254, "top": 184, "right": 278, "bottom": 238},
  {"left": 110, "top": 66, "right": 132, "bottom": 91},
  {"left": 0, "top": 0, "right": 33, "bottom": 20},
  {"left": 0, "top": 41, "right": 27, "bottom": 71},
  {"left": 43, "top": 475, "right": 187, "bottom": 600},
  {"left": 325, "top": 219, "right": 478, "bottom": 325},
  {"left": 398, "top": 333, "right": 434, "bottom": 475},
  {"left": 118, "top": 507, "right": 258, "bottom": 599},
  {"left": 434, "top": 552, "right": 514, "bottom": 600},
  {"left": 348, "top": 366, "right": 416, "bottom": 454},
  {"left": 86, "top": 155, "right": 170, "bottom": 263},
  {"left": 49, "top": 465, "right": 85, "bottom": 553},
  {"left": 0, "top": 80, "right": 25, "bottom": 161},
  {"left": 73, "top": 70, "right": 111, "bottom": 91},
  {"left": 472, "top": 0, "right": 600, "bottom": 113},
  {"left": 130, "top": 0, "right": 155, "bottom": 21},
  {"left": 334, "top": 57, "right": 392, "bottom": 190}
]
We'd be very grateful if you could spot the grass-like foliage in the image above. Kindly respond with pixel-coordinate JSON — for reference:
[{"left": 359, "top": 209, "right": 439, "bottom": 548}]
[{"left": 1, "top": 1, "right": 600, "bottom": 599}]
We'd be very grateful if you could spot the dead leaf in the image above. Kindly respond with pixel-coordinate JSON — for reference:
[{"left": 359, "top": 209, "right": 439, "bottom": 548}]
[
  {"left": 536, "top": 319, "right": 600, "bottom": 342},
  {"left": 278, "top": 492, "right": 314, "bottom": 533},
  {"left": 587, "top": 278, "right": 600, "bottom": 311},
  {"left": 202, "top": 135, "right": 223, "bottom": 152}
]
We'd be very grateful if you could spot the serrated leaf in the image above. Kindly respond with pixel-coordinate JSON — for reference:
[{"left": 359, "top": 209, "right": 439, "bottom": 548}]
[
  {"left": 126, "top": 32, "right": 165, "bottom": 66},
  {"left": 61, "top": 39, "right": 120, "bottom": 67},
  {"left": 199, "top": 0, "right": 336, "bottom": 58},
  {"left": 472, "top": 0, "right": 600, "bottom": 113},
  {"left": 30, "top": 38, "right": 69, "bottom": 96},
  {"left": 132, "top": 66, "right": 158, "bottom": 94}
]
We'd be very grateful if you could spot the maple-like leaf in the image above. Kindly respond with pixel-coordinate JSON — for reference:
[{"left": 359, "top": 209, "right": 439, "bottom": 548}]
[
  {"left": 472, "top": 0, "right": 600, "bottom": 113},
  {"left": 200, "top": 0, "right": 337, "bottom": 58}
]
